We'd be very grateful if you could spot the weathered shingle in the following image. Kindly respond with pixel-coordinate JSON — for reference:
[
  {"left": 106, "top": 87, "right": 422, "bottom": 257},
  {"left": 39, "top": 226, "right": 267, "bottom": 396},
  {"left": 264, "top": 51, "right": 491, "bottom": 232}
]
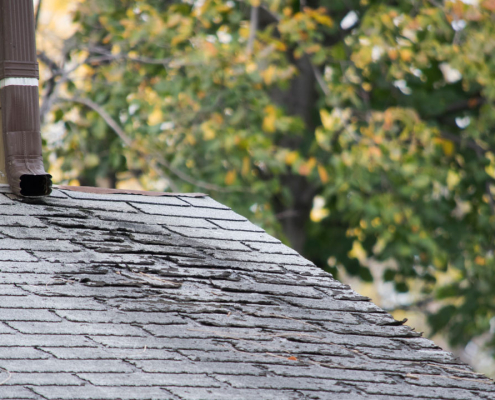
[{"left": 0, "top": 185, "right": 493, "bottom": 399}]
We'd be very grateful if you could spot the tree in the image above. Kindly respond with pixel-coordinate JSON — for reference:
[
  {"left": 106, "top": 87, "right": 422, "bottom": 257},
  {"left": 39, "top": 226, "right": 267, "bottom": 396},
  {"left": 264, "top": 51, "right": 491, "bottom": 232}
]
[{"left": 38, "top": 0, "right": 495, "bottom": 358}]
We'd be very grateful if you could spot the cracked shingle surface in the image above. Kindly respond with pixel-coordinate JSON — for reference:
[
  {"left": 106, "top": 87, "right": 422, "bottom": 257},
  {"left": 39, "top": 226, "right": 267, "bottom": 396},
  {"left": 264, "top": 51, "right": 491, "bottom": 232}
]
[{"left": 0, "top": 185, "right": 493, "bottom": 400}]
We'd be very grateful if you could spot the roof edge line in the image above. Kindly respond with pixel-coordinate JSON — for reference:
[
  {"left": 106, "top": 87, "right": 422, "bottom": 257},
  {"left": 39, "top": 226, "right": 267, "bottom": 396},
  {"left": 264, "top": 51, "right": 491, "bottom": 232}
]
[{"left": 55, "top": 185, "right": 207, "bottom": 198}]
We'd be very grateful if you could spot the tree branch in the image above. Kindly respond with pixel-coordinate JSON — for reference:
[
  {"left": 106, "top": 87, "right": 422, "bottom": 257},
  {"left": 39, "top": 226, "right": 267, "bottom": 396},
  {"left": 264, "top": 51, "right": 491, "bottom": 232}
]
[
  {"left": 384, "top": 297, "right": 434, "bottom": 313},
  {"left": 237, "top": 1, "right": 331, "bottom": 96},
  {"left": 35, "top": 0, "right": 43, "bottom": 31},
  {"left": 247, "top": 6, "right": 259, "bottom": 56},
  {"left": 440, "top": 131, "right": 488, "bottom": 156},
  {"left": 310, "top": 61, "right": 330, "bottom": 97},
  {"left": 85, "top": 46, "right": 172, "bottom": 66},
  {"left": 38, "top": 50, "right": 77, "bottom": 125},
  {"left": 57, "top": 96, "right": 248, "bottom": 194}
]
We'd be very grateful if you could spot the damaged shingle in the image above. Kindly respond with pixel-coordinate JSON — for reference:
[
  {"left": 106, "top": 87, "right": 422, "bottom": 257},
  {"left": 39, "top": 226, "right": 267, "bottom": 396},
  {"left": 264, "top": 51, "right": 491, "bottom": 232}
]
[{"left": 0, "top": 185, "right": 493, "bottom": 400}]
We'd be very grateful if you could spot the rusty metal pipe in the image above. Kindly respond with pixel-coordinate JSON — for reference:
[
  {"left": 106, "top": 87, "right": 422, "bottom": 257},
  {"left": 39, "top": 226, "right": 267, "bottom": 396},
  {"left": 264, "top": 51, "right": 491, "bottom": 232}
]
[{"left": 0, "top": 0, "right": 51, "bottom": 196}]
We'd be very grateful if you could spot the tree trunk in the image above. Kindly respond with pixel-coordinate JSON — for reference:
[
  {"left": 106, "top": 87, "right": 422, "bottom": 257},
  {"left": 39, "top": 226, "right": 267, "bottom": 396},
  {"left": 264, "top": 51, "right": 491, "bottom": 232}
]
[{"left": 270, "top": 54, "right": 319, "bottom": 254}]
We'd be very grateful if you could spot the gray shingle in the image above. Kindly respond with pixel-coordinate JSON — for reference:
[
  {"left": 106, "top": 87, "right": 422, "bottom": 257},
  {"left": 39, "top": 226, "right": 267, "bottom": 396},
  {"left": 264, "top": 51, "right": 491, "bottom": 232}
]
[
  {"left": 8, "top": 321, "right": 148, "bottom": 336},
  {"left": 131, "top": 202, "right": 247, "bottom": 220},
  {"left": 349, "top": 382, "right": 486, "bottom": 399},
  {"left": 31, "top": 385, "right": 173, "bottom": 400},
  {"left": 167, "top": 387, "right": 306, "bottom": 400},
  {"left": 128, "top": 360, "right": 264, "bottom": 375},
  {"left": 4, "top": 372, "right": 85, "bottom": 386},
  {"left": 0, "top": 250, "right": 37, "bottom": 262},
  {"left": 0, "top": 387, "right": 39, "bottom": 399},
  {"left": 0, "top": 334, "right": 97, "bottom": 348},
  {"left": 166, "top": 225, "right": 280, "bottom": 243},
  {"left": 214, "top": 375, "right": 350, "bottom": 392},
  {"left": 14, "top": 196, "right": 138, "bottom": 213},
  {"left": 0, "top": 216, "right": 46, "bottom": 227},
  {"left": 61, "top": 189, "right": 191, "bottom": 206},
  {"left": 208, "top": 219, "right": 265, "bottom": 232},
  {"left": 0, "top": 359, "right": 134, "bottom": 373},
  {"left": 39, "top": 347, "right": 182, "bottom": 360},
  {"left": 93, "top": 210, "right": 219, "bottom": 229},
  {"left": 0, "top": 347, "right": 51, "bottom": 360},
  {"left": 0, "top": 309, "right": 62, "bottom": 322},
  {"left": 77, "top": 372, "right": 222, "bottom": 387},
  {"left": 178, "top": 196, "right": 231, "bottom": 209},
  {"left": 0, "top": 187, "right": 491, "bottom": 400}
]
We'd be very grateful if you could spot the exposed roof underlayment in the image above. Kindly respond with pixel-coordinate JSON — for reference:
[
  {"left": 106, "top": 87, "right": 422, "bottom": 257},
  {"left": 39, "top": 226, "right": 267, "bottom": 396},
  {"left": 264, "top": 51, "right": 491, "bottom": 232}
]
[{"left": 0, "top": 185, "right": 493, "bottom": 400}]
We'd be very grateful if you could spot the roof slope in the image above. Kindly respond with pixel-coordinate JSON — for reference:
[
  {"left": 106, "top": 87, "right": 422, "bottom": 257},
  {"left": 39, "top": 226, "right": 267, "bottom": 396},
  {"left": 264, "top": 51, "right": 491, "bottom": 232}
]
[{"left": 0, "top": 185, "right": 493, "bottom": 400}]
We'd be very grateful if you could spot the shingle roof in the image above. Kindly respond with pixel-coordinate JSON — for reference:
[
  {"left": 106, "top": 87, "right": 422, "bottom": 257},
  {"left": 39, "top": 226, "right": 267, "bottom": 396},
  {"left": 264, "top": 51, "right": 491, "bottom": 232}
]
[{"left": 0, "top": 184, "right": 493, "bottom": 400}]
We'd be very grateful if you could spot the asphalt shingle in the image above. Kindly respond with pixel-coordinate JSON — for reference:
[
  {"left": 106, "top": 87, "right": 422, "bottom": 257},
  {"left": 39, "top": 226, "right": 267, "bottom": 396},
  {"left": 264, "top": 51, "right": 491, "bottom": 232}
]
[{"left": 0, "top": 184, "right": 493, "bottom": 400}]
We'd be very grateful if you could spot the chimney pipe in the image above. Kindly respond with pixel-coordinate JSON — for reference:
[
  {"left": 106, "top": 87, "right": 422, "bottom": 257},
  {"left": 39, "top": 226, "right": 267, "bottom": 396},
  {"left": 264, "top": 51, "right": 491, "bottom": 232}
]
[{"left": 0, "top": 0, "right": 51, "bottom": 196}]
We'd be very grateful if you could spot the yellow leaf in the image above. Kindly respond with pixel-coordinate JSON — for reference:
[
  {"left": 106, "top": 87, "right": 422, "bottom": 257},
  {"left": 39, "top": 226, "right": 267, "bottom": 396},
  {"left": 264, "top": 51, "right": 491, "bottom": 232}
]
[
  {"left": 486, "top": 165, "right": 495, "bottom": 179},
  {"left": 362, "top": 82, "right": 372, "bottom": 92},
  {"left": 309, "top": 196, "right": 330, "bottom": 222},
  {"left": 310, "top": 207, "right": 329, "bottom": 223},
  {"left": 447, "top": 170, "right": 460, "bottom": 190},
  {"left": 186, "top": 134, "right": 197, "bottom": 145},
  {"left": 68, "top": 179, "right": 80, "bottom": 187},
  {"left": 167, "top": 13, "right": 182, "bottom": 28},
  {"left": 148, "top": 107, "right": 162, "bottom": 126},
  {"left": 320, "top": 109, "right": 333, "bottom": 130},
  {"left": 393, "top": 213, "right": 403, "bottom": 224},
  {"left": 171, "top": 35, "right": 186, "bottom": 46},
  {"left": 285, "top": 151, "right": 299, "bottom": 165},
  {"left": 262, "top": 65, "right": 277, "bottom": 85},
  {"left": 225, "top": 170, "right": 237, "bottom": 185},
  {"left": 299, "top": 157, "right": 316, "bottom": 176},
  {"left": 111, "top": 44, "right": 121, "bottom": 55},
  {"left": 212, "top": 113, "right": 224, "bottom": 124},
  {"left": 305, "top": 44, "right": 321, "bottom": 54},
  {"left": 201, "top": 122, "right": 216, "bottom": 140},
  {"left": 312, "top": 13, "right": 333, "bottom": 27},
  {"left": 204, "top": 42, "right": 218, "bottom": 57},
  {"left": 242, "top": 156, "right": 250, "bottom": 177},
  {"left": 348, "top": 240, "right": 367, "bottom": 263},
  {"left": 369, "top": 146, "right": 382, "bottom": 158},
  {"left": 327, "top": 256, "right": 337, "bottom": 266},
  {"left": 246, "top": 62, "right": 257, "bottom": 73},
  {"left": 262, "top": 105, "right": 277, "bottom": 133},
  {"left": 373, "top": 238, "right": 386, "bottom": 255},
  {"left": 388, "top": 48, "right": 398, "bottom": 60},
  {"left": 442, "top": 140, "right": 455, "bottom": 156},
  {"left": 317, "top": 164, "right": 329, "bottom": 183},
  {"left": 475, "top": 255, "right": 486, "bottom": 265},
  {"left": 435, "top": 138, "right": 455, "bottom": 156},
  {"left": 400, "top": 49, "right": 413, "bottom": 62},
  {"left": 85, "top": 154, "right": 100, "bottom": 168}
]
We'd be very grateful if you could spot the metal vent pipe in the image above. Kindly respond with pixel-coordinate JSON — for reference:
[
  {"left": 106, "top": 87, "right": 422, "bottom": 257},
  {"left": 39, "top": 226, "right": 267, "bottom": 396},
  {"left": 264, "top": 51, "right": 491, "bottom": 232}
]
[{"left": 0, "top": 0, "right": 51, "bottom": 196}]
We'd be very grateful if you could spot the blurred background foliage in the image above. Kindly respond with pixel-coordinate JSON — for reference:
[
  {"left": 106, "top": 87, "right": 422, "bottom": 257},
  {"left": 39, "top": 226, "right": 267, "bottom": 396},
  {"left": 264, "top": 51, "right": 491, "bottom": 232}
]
[{"left": 36, "top": 0, "right": 495, "bottom": 375}]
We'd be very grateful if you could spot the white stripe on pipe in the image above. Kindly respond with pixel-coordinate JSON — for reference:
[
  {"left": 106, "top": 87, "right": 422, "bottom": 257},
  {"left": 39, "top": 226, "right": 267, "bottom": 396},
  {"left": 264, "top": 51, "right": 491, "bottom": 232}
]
[{"left": 0, "top": 77, "right": 39, "bottom": 89}]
